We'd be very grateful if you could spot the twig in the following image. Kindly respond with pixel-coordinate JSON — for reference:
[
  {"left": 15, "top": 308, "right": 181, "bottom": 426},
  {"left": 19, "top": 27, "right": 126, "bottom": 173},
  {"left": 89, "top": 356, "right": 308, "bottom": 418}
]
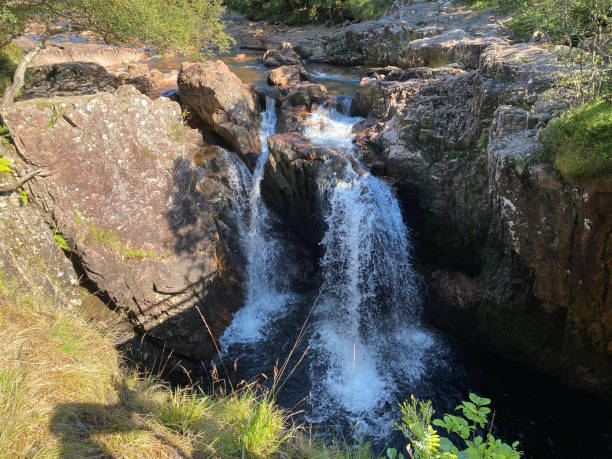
[{"left": 0, "top": 168, "right": 54, "bottom": 193}]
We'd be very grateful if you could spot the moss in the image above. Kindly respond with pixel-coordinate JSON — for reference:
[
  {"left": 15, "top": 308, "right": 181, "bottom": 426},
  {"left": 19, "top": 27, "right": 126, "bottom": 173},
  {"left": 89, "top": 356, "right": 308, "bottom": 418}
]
[{"left": 544, "top": 99, "right": 612, "bottom": 181}]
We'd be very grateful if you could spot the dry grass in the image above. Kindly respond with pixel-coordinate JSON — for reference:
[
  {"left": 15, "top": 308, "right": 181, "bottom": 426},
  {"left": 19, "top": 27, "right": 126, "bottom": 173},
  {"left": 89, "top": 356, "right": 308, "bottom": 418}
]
[{"left": 0, "top": 273, "right": 373, "bottom": 458}]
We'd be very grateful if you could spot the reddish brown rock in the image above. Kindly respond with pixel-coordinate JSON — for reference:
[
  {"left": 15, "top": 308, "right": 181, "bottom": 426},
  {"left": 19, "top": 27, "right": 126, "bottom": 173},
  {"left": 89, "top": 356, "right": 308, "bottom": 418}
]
[
  {"left": 13, "top": 36, "right": 147, "bottom": 67},
  {"left": 2, "top": 86, "right": 245, "bottom": 362},
  {"left": 268, "top": 65, "right": 314, "bottom": 87},
  {"left": 263, "top": 42, "right": 302, "bottom": 67},
  {"left": 178, "top": 60, "right": 261, "bottom": 168}
]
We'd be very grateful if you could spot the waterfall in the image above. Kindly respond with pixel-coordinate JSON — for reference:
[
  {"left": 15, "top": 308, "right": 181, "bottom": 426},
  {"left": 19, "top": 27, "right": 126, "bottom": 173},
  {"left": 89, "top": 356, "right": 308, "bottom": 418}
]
[
  {"left": 220, "top": 96, "right": 294, "bottom": 346},
  {"left": 303, "top": 102, "right": 436, "bottom": 436}
]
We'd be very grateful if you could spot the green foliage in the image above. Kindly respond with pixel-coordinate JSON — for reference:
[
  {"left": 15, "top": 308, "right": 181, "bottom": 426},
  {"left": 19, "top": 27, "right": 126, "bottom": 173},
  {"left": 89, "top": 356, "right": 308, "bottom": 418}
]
[
  {"left": 160, "top": 387, "right": 211, "bottom": 435},
  {"left": 224, "top": 0, "right": 394, "bottom": 24},
  {"left": 0, "top": 124, "right": 11, "bottom": 145},
  {"left": 17, "top": 187, "right": 27, "bottom": 204},
  {"left": 391, "top": 394, "right": 522, "bottom": 459},
  {"left": 53, "top": 229, "right": 70, "bottom": 251},
  {"left": 0, "top": 156, "right": 13, "bottom": 173},
  {"left": 0, "top": 1, "right": 231, "bottom": 54},
  {"left": 43, "top": 103, "right": 69, "bottom": 130},
  {"left": 543, "top": 98, "right": 612, "bottom": 180}
]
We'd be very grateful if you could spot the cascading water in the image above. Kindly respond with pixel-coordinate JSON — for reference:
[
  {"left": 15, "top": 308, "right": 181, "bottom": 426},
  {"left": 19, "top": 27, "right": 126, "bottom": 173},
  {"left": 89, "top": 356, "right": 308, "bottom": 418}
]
[
  {"left": 303, "top": 100, "right": 436, "bottom": 435},
  {"left": 220, "top": 96, "right": 294, "bottom": 346}
]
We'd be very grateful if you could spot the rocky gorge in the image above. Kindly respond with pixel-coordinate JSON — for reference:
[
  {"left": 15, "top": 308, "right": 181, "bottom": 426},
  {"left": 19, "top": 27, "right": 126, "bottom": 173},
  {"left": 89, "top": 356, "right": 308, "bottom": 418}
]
[{"left": 1, "top": 0, "right": 611, "bottom": 456}]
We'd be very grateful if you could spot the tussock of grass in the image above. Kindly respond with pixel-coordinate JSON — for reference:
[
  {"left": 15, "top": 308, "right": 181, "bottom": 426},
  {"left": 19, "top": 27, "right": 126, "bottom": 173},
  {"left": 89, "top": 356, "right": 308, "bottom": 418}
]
[{"left": 0, "top": 273, "right": 366, "bottom": 458}]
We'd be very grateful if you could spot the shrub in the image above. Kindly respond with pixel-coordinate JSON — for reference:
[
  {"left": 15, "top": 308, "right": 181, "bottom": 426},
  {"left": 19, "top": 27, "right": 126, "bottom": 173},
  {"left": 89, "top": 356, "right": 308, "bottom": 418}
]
[
  {"left": 543, "top": 98, "right": 612, "bottom": 180},
  {"left": 224, "top": 0, "right": 394, "bottom": 24},
  {"left": 389, "top": 393, "right": 522, "bottom": 459}
]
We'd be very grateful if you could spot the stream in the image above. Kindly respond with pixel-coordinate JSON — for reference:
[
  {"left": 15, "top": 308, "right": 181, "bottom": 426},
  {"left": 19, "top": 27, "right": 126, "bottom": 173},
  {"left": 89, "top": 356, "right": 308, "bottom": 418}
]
[{"left": 150, "top": 50, "right": 611, "bottom": 457}]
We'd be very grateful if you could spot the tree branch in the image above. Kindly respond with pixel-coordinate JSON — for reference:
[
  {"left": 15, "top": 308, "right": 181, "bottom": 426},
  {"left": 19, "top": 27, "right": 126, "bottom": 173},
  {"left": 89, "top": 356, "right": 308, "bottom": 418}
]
[
  {"left": 0, "top": 28, "right": 51, "bottom": 111},
  {"left": 0, "top": 168, "right": 54, "bottom": 194}
]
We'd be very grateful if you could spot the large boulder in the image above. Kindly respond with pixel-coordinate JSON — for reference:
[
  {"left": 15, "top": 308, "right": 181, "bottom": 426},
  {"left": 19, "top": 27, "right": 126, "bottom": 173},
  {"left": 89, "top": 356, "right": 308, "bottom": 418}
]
[
  {"left": 2, "top": 86, "right": 247, "bottom": 362},
  {"left": 21, "top": 62, "right": 178, "bottom": 101},
  {"left": 263, "top": 42, "right": 302, "bottom": 67},
  {"left": 178, "top": 60, "right": 261, "bottom": 169},
  {"left": 21, "top": 62, "right": 120, "bottom": 100}
]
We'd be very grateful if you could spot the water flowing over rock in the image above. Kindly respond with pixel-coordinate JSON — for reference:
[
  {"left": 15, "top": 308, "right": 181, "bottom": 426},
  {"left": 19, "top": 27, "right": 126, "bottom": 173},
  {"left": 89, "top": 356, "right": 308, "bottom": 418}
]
[
  {"left": 178, "top": 61, "right": 261, "bottom": 169},
  {"left": 220, "top": 96, "right": 296, "bottom": 346},
  {"left": 350, "top": 35, "right": 612, "bottom": 392},
  {"left": 263, "top": 132, "right": 360, "bottom": 245},
  {"left": 2, "top": 86, "right": 246, "bottom": 362}
]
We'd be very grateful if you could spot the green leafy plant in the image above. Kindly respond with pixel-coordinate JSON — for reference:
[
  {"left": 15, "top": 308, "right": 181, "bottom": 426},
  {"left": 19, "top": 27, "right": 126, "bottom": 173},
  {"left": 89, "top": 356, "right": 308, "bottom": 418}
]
[
  {"left": 0, "top": 156, "right": 12, "bottom": 173},
  {"left": 391, "top": 394, "right": 522, "bottom": 459},
  {"left": 0, "top": 124, "right": 11, "bottom": 145},
  {"left": 17, "top": 187, "right": 27, "bottom": 204},
  {"left": 53, "top": 229, "right": 69, "bottom": 251}
]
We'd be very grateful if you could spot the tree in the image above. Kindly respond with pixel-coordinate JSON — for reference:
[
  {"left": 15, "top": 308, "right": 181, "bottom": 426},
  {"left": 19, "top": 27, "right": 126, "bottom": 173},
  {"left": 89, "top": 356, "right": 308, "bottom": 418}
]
[{"left": 0, "top": 0, "right": 232, "bottom": 110}]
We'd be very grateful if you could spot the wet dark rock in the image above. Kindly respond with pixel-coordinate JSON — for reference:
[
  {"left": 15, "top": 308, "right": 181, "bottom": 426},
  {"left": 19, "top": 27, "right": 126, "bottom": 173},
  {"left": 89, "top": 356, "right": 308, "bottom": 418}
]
[{"left": 263, "top": 132, "right": 361, "bottom": 246}]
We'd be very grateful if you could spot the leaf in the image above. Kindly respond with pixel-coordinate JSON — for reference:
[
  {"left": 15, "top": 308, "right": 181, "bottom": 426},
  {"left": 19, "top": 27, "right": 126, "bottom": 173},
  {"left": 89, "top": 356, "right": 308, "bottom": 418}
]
[
  {"left": 439, "top": 436, "right": 453, "bottom": 452},
  {"left": 0, "top": 157, "right": 13, "bottom": 173}
]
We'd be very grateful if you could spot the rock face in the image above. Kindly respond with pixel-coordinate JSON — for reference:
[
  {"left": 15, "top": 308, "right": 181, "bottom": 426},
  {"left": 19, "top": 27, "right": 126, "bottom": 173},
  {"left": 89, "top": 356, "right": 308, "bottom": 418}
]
[
  {"left": 21, "top": 62, "right": 176, "bottom": 101},
  {"left": 263, "top": 132, "right": 360, "bottom": 246},
  {"left": 21, "top": 62, "right": 120, "bottom": 100},
  {"left": 351, "top": 38, "right": 612, "bottom": 393},
  {"left": 13, "top": 36, "right": 147, "bottom": 67},
  {"left": 263, "top": 42, "right": 302, "bottom": 67},
  {"left": 178, "top": 61, "right": 261, "bottom": 169},
  {"left": 2, "top": 86, "right": 246, "bottom": 362},
  {"left": 316, "top": 1, "right": 506, "bottom": 67}
]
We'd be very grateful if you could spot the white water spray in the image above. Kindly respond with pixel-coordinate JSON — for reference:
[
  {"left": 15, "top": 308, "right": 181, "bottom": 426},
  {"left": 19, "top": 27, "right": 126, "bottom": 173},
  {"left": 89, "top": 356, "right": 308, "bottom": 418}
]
[
  {"left": 304, "top": 102, "right": 435, "bottom": 436},
  {"left": 221, "top": 96, "right": 294, "bottom": 346}
]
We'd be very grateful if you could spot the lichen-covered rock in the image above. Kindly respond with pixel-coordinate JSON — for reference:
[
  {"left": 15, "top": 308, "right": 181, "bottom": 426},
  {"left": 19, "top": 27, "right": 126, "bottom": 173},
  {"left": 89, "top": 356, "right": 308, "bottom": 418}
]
[
  {"left": 178, "top": 61, "right": 261, "bottom": 169},
  {"left": 2, "top": 86, "right": 246, "bottom": 362},
  {"left": 268, "top": 65, "right": 314, "bottom": 87},
  {"left": 263, "top": 42, "right": 302, "bottom": 67}
]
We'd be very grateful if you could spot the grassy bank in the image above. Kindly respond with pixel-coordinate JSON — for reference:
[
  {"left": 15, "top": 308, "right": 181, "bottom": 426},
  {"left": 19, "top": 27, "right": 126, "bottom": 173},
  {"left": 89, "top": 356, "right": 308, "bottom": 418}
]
[
  {"left": 543, "top": 98, "right": 612, "bottom": 181},
  {"left": 0, "top": 273, "right": 370, "bottom": 458}
]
